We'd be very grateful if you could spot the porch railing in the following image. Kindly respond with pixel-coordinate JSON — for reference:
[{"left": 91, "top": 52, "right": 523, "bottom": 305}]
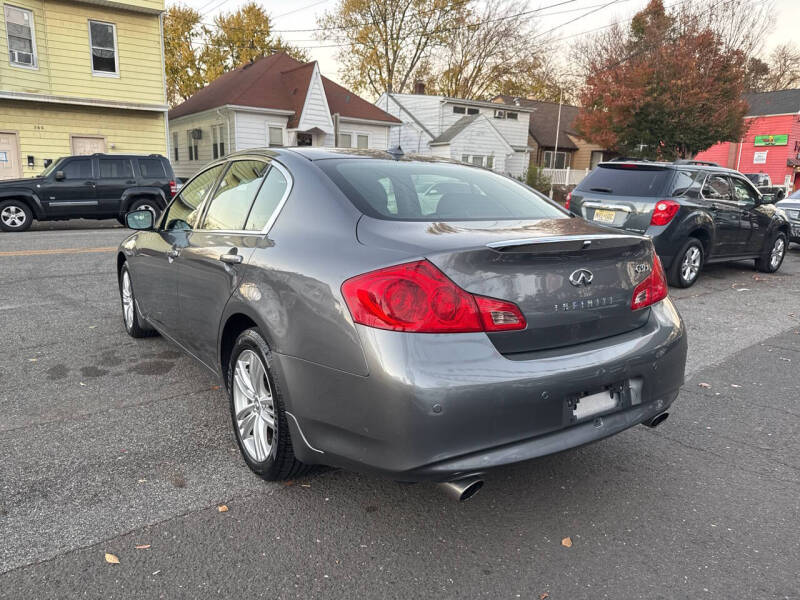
[{"left": 541, "top": 167, "right": 590, "bottom": 186}]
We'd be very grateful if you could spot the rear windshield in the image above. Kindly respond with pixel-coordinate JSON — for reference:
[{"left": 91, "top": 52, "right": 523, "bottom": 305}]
[
  {"left": 577, "top": 165, "right": 672, "bottom": 197},
  {"left": 317, "top": 159, "right": 566, "bottom": 221}
]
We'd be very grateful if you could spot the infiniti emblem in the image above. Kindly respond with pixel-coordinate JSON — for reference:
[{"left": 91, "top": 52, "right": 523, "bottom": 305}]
[{"left": 569, "top": 269, "right": 594, "bottom": 287}]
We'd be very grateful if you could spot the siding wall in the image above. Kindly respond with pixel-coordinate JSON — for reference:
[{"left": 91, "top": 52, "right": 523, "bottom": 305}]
[
  {"left": 439, "top": 117, "right": 517, "bottom": 174},
  {"left": 296, "top": 66, "right": 333, "bottom": 133},
  {"left": 568, "top": 134, "right": 606, "bottom": 170},
  {"left": 0, "top": 0, "right": 166, "bottom": 106},
  {"left": 169, "top": 108, "right": 238, "bottom": 179},
  {"left": 2, "top": 99, "right": 166, "bottom": 177},
  {"left": 234, "top": 110, "right": 289, "bottom": 150},
  {"left": 376, "top": 94, "right": 434, "bottom": 154},
  {"left": 329, "top": 120, "right": 391, "bottom": 150}
]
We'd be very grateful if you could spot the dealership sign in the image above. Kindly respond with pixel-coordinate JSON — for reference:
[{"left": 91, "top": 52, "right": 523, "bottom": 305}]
[{"left": 754, "top": 134, "right": 788, "bottom": 146}]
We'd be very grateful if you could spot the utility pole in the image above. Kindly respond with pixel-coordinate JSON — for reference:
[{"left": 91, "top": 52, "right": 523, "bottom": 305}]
[{"left": 550, "top": 87, "right": 563, "bottom": 200}]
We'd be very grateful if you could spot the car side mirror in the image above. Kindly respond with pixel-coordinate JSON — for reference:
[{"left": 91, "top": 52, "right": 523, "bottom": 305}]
[
  {"left": 125, "top": 209, "right": 154, "bottom": 230},
  {"left": 54, "top": 171, "right": 65, "bottom": 181}
]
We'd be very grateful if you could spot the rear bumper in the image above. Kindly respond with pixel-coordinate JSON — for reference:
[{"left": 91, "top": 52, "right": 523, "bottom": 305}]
[{"left": 277, "top": 298, "right": 687, "bottom": 482}]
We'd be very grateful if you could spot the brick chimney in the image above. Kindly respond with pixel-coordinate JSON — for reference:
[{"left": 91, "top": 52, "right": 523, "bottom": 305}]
[{"left": 413, "top": 79, "right": 426, "bottom": 95}]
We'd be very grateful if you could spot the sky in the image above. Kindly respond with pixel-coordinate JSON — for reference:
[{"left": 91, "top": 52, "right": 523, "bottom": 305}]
[{"left": 174, "top": 0, "right": 799, "bottom": 88}]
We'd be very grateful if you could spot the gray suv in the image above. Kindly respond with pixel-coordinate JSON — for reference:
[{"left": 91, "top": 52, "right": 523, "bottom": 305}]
[{"left": 568, "top": 160, "right": 791, "bottom": 287}]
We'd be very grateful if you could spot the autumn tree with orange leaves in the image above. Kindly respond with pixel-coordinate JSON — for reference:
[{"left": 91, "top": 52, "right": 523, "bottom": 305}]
[{"left": 576, "top": 0, "right": 749, "bottom": 161}]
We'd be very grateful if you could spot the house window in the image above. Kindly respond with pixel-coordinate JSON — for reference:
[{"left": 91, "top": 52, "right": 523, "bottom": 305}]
[
  {"left": 461, "top": 154, "right": 469, "bottom": 163},
  {"left": 4, "top": 5, "right": 37, "bottom": 68},
  {"left": 494, "top": 110, "right": 505, "bottom": 119},
  {"left": 452, "top": 106, "right": 466, "bottom": 115},
  {"left": 466, "top": 108, "right": 479, "bottom": 115},
  {"left": 590, "top": 151, "right": 604, "bottom": 169},
  {"left": 172, "top": 132, "right": 179, "bottom": 162},
  {"left": 268, "top": 126, "right": 283, "bottom": 147},
  {"left": 211, "top": 125, "right": 225, "bottom": 159},
  {"left": 542, "top": 151, "right": 569, "bottom": 169},
  {"left": 356, "top": 134, "right": 368, "bottom": 149},
  {"left": 486, "top": 156, "right": 494, "bottom": 169},
  {"left": 461, "top": 154, "right": 489, "bottom": 167},
  {"left": 186, "top": 131, "right": 198, "bottom": 161},
  {"left": 88, "top": 20, "right": 118, "bottom": 75},
  {"left": 506, "top": 112, "right": 518, "bottom": 120},
  {"left": 338, "top": 133, "right": 352, "bottom": 148}
]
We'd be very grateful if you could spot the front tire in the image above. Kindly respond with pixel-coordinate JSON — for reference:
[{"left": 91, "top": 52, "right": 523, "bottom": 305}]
[
  {"left": 227, "top": 328, "right": 310, "bottom": 481},
  {"left": 668, "top": 239, "right": 704, "bottom": 288},
  {"left": 756, "top": 232, "right": 787, "bottom": 273},
  {"left": 119, "top": 263, "right": 158, "bottom": 338},
  {"left": 0, "top": 199, "right": 33, "bottom": 232}
]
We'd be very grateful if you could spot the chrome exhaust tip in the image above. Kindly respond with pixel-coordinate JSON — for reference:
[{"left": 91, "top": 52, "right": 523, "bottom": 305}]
[
  {"left": 644, "top": 412, "right": 669, "bottom": 428},
  {"left": 437, "top": 476, "right": 484, "bottom": 502}
]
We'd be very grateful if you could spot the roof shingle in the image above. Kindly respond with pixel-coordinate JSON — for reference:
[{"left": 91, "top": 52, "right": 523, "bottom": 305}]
[{"left": 744, "top": 89, "right": 800, "bottom": 117}]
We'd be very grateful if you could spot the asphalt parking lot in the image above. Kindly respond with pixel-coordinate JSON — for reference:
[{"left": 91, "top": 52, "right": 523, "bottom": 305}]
[{"left": 1, "top": 221, "right": 799, "bottom": 599}]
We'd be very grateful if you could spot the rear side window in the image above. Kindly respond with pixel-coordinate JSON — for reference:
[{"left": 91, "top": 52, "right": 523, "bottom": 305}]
[
  {"left": 139, "top": 158, "right": 166, "bottom": 178},
  {"left": 577, "top": 165, "right": 672, "bottom": 197},
  {"left": 99, "top": 158, "right": 133, "bottom": 179},
  {"left": 317, "top": 159, "right": 565, "bottom": 221},
  {"left": 201, "top": 160, "right": 267, "bottom": 231},
  {"left": 669, "top": 170, "right": 698, "bottom": 196},
  {"left": 245, "top": 166, "right": 289, "bottom": 231}
]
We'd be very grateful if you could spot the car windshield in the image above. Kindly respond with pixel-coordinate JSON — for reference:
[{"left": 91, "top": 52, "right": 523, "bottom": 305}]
[
  {"left": 317, "top": 159, "right": 566, "bottom": 221},
  {"left": 576, "top": 165, "right": 673, "bottom": 197},
  {"left": 39, "top": 158, "right": 65, "bottom": 177}
]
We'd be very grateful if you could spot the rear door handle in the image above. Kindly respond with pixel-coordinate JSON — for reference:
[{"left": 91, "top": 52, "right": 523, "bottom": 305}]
[{"left": 219, "top": 253, "right": 243, "bottom": 264}]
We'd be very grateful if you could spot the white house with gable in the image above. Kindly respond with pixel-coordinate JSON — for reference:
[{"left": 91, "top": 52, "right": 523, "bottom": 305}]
[
  {"left": 168, "top": 53, "right": 401, "bottom": 178},
  {"left": 375, "top": 87, "right": 533, "bottom": 178}
]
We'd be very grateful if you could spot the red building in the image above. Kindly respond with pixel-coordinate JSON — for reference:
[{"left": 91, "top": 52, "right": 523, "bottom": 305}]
[{"left": 695, "top": 89, "right": 800, "bottom": 192}]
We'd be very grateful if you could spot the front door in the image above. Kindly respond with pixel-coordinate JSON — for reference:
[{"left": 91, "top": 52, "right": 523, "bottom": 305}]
[
  {"left": 135, "top": 163, "right": 226, "bottom": 332},
  {"left": 71, "top": 136, "right": 106, "bottom": 155},
  {"left": 700, "top": 174, "right": 742, "bottom": 256},
  {"left": 176, "top": 159, "right": 269, "bottom": 366},
  {"left": 730, "top": 176, "right": 769, "bottom": 253},
  {"left": 0, "top": 131, "right": 21, "bottom": 180},
  {"left": 45, "top": 157, "right": 97, "bottom": 216}
]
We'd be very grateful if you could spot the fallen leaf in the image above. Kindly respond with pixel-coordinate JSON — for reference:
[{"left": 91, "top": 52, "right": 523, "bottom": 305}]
[
  {"left": 731, "top": 384, "right": 741, "bottom": 388},
  {"left": 300, "top": 484, "right": 311, "bottom": 488},
  {"left": 698, "top": 382, "right": 712, "bottom": 388},
  {"left": 104, "top": 553, "right": 120, "bottom": 564},
  {"left": 539, "top": 594, "right": 550, "bottom": 600},
  {"left": 28, "top": 358, "right": 38, "bottom": 362},
  {"left": 561, "top": 537, "right": 572, "bottom": 548},
  {"left": 79, "top": 382, "right": 86, "bottom": 387},
  {"left": 218, "top": 504, "right": 228, "bottom": 512},
  {"left": 211, "top": 385, "right": 220, "bottom": 390},
  {"left": 283, "top": 480, "right": 295, "bottom": 487},
  {"left": 152, "top": 570, "right": 161, "bottom": 576},
  {"left": 135, "top": 544, "right": 150, "bottom": 550}
]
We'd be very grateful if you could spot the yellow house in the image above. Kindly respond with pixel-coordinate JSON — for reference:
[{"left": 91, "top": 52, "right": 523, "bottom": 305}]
[{"left": 0, "top": 0, "right": 167, "bottom": 180}]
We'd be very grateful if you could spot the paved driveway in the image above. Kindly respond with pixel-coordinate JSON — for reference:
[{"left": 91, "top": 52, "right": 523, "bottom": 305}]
[{"left": 1, "top": 223, "right": 798, "bottom": 599}]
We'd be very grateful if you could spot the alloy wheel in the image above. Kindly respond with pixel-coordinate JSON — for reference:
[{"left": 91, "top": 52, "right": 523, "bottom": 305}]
[
  {"left": 681, "top": 246, "right": 701, "bottom": 283},
  {"left": 121, "top": 271, "right": 134, "bottom": 329},
  {"left": 770, "top": 237, "right": 785, "bottom": 269},
  {"left": 1, "top": 205, "right": 26, "bottom": 228},
  {"left": 233, "top": 349, "right": 276, "bottom": 462}
]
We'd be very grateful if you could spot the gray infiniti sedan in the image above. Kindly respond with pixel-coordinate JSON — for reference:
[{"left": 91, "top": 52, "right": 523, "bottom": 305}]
[{"left": 118, "top": 148, "right": 687, "bottom": 500}]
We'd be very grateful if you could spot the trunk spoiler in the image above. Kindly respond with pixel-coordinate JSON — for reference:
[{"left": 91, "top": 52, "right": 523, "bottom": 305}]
[{"left": 486, "top": 233, "right": 645, "bottom": 251}]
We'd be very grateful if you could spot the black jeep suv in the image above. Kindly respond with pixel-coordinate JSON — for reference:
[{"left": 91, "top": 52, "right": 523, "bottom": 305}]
[
  {"left": 567, "top": 160, "right": 791, "bottom": 287},
  {"left": 0, "top": 154, "right": 175, "bottom": 232}
]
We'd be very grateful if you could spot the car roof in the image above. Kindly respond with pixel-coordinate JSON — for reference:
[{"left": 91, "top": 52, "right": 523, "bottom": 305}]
[
  {"left": 225, "top": 147, "right": 462, "bottom": 165},
  {"left": 596, "top": 159, "right": 743, "bottom": 176}
]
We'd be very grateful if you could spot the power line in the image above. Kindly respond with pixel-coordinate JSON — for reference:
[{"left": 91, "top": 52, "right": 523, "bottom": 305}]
[{"left": 273, "top": 0, "right": 332, "bottom": 19}]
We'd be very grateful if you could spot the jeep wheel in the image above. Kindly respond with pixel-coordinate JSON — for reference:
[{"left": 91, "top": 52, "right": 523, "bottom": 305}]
[
  {"left": 128, "top": 198, "right": 160, "bottom": 220},
  {"left": 668, "top": 239, "right": 704, "bottom": 288},
  {"left": 0, "top": 199, "right": 33, "bottom": 232},
  {"left": 755, "top": 232, "right": 787, "bottom": 273}
]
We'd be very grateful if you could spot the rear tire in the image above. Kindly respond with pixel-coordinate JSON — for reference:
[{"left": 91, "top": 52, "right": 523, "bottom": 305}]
[
  {"left": 127, "top": 198, "right": 161, "bottom": 220},
  {"left": 0, "top": 199, "right": 33, "bottom": 232},
  {"left": 227, "top": 328, "right": 311, "bottom": 481},
  {"left": 755, "top": 232, "right": 787, "bottom": 273},
  {"left": 668, "top": 239, "right": 704, "bottom": 288},
  {"left": 119, "top": 263, "right": 158, "bottom": 338}
]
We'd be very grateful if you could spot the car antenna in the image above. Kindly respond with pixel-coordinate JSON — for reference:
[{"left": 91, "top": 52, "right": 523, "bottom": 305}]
[{"left": 387, "top": 145, "right": 404, "bottom": 160}]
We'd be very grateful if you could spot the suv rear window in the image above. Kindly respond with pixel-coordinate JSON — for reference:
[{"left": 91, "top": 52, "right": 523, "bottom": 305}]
[
  {"left": 317, "top": 159, "right": 565, "bottom": 221},
  {"left": 139, "top": 158, "right": 166, "bottom": 178},
  {"left": 577, "top": 165, "right": 672, "bottom": 197}
]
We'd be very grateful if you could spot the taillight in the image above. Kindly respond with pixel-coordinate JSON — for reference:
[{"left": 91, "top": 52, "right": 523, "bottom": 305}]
[
  {"left": 565, "top": 191, "right": 572, "bottom": 210},
  {"left": 631, "top": 255, "right": 668, "bottom": 310},
  {"left": 169, "top": 180, "right": 177, "bottom": 197},
  {"left": 650, "top": 200, "right": 679, "bottom": 226},
  {"left": 341, "top": 260, "right": 526, "bottom": 333}
]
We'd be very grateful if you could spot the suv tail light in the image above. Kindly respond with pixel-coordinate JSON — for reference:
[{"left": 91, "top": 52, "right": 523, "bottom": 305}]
[
  {"left": 341, "top": 260, "right": 526, "bottom": 333},
  {"left": 631, "top": 255, "right": 668, "bottom": 310},
  {"left": 565, "top": 191, "right": 572, "bottom": 210},
  {"left": 650, "top": 200, "right": 679, "bottom": 226},
  {"left": 169, "top": 180, "right": 177, "bottom": 197}
]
